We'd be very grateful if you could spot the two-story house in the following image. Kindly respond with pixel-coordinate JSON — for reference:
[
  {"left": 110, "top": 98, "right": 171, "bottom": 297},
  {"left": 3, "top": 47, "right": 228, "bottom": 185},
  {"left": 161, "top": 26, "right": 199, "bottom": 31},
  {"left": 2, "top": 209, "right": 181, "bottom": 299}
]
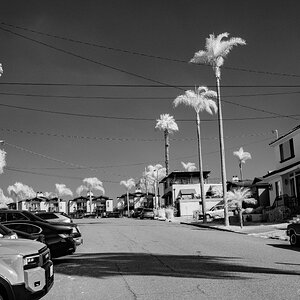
[
  {"left": 263, "top": 125, "right": 300, "bottom": 207},
  {"left": 160, "top": 170, "right": 223, "bottom": 216}
]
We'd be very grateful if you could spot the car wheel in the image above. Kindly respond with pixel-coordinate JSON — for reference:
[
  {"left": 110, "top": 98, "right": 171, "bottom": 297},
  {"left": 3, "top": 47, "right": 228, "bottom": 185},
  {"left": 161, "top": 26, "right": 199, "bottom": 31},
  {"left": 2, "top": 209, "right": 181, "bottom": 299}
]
[
  {"left": 290, "top": 231, "right": 300, "bottom": 246},
  {"left": 205, "top": 214, "right": 212, "bottom": 222}
]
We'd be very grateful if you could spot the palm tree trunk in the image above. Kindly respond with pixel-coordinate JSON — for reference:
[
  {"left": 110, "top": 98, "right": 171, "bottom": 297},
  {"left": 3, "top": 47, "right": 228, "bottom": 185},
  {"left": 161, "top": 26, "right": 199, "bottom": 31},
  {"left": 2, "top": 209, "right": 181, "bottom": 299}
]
[
  {"left": 89, "top": 189, "right": 92, "bottom": 214},
  {"left": 239, "top": 161, "right": 243, "bottom": 181},
  {"left": 238, "top": 209, "right": 243, "bottom": 228},
  {"left": 127, "top": 191, "right": 130, "bottom": 217},
  {"left": 196, "top": 113, "right": 207, "bottom": 223},
  {"left": 216, "top": 76, "right": 229, "bottom": 227},
  {"left": 164, "top": 130, "right": 169, "bottom": 176}
]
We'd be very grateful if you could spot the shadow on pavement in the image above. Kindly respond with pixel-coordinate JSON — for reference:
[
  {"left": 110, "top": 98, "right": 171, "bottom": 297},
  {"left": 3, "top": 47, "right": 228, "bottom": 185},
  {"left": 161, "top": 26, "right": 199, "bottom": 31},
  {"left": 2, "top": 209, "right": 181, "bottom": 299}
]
[
  {"left": 268, "top": 244, "right": 300, "bottom": 252},
  {"left": 52, "top": 252, "right": 300, "bottom": 280}
]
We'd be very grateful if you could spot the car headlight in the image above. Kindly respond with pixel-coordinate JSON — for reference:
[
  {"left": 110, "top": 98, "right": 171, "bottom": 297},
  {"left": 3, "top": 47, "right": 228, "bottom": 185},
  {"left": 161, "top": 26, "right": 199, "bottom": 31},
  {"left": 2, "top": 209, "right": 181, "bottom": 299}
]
[
  {"left": 23, "top": 255, "right": 40, "bottom": 269},
  {"left": 58, "top": 233, "right": 70, "bottom": 239}
]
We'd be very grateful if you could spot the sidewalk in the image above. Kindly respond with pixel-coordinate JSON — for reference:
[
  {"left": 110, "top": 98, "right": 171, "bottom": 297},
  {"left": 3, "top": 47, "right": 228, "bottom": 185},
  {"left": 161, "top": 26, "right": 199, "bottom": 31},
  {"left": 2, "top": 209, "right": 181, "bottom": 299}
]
[{"left": 171, "top": 216, "right": 289, "bottom": 241}]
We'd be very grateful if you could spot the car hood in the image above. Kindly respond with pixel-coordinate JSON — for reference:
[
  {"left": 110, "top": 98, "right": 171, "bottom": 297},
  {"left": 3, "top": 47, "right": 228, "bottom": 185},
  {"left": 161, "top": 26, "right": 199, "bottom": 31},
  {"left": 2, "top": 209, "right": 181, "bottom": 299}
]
[{"left": 0, "top": 239, "right": 44, "bottom": 256}]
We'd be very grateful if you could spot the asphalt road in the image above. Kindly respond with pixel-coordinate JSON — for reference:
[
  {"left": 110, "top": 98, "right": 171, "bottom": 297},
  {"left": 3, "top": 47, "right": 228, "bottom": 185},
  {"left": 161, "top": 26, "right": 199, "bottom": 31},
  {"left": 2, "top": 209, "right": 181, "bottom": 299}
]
[{"left": 42, "top": 218, "right": 300, "bottom": 300}]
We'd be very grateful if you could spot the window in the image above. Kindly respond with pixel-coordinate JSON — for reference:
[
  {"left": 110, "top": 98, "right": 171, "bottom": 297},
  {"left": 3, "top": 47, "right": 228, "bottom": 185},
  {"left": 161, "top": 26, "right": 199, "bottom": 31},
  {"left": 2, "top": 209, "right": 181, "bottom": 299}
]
[
  {"left": 279, "top": 139, "right": 295, "bottom": 162},
  {"left": 6, "top": 212, "right": 28, "bottom": 221}
]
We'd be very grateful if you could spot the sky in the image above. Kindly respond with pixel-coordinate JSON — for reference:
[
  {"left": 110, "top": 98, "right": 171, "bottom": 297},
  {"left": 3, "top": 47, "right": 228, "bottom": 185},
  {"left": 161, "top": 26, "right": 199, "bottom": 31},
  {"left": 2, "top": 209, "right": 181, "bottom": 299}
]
[{"left": 0, "top": 0, "right": 299, "bottom": 201}]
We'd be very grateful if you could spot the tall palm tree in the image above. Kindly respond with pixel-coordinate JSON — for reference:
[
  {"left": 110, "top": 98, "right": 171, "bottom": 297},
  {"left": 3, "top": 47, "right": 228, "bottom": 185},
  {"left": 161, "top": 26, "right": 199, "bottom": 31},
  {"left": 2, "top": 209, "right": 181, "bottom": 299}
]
[
  {"left": 120, "top": 178, "right": 135, "bottom": 217},
  {"left": 174, "top": 86, "right": 217, "bottom": 222},
  {"left": 190, "top": 32, "right": 246, "bottom": 226},
  {"left": 155, "top": 114, "right": 178, "bottom": 176},
  {"left": 233, "top": 147, "right": 252, "bottom": 181},
  {"left": 226, "top": 188, "right": 256, "bottom": 228},
  {"left": 181, "top": 162, "right": 197, "bottom": 172},
  {"left": 76, "top": 177, "right": 105, "bottom": 214}
]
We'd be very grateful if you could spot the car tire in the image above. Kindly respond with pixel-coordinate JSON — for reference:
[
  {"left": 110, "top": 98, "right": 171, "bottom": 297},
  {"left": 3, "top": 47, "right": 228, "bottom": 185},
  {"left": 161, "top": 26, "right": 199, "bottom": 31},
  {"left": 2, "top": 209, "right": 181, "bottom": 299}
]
[
  {"left": 205, "top": 214, "right": 212, "bottom": 222},
  {"left": 290, "top": 231, "right": 300, "bottom": 246}
]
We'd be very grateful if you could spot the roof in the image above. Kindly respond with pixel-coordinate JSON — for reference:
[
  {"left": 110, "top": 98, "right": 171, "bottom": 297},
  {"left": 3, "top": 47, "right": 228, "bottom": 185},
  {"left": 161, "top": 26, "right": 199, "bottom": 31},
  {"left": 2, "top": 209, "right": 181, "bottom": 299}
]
[
  {"left": 160, "top": 170, "right": 211, "bottom": 183},
  {"left": 263, "top": 160, "right": 300, "bottom": 178},
  {"left": 269, "top": 125, "right": 300, "bottom": 146}
]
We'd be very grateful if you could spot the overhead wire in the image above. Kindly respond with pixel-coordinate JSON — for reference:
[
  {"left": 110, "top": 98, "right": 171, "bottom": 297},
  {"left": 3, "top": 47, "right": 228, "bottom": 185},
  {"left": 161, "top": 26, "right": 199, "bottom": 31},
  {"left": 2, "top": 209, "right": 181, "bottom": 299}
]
[
  {"left": 0, "top": 127, "right": 273, "bottom": 142},
  {"left": 1, "top": 21, "right": 300, "bottom": 78}
]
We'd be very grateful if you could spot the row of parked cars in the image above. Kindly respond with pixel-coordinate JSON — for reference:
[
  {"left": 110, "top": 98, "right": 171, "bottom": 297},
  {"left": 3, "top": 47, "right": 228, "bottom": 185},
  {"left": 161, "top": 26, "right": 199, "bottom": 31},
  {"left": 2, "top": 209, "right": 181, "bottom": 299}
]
[{"left": 0, "top": 209, "right": 83, "bottom": 300}]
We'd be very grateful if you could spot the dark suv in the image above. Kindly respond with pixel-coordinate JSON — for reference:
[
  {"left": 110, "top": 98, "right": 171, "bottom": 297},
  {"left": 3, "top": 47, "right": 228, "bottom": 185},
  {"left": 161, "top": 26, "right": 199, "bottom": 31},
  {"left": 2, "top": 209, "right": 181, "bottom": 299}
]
[{"left": 0, "top": 210, "right": 77, "bottom": 258}]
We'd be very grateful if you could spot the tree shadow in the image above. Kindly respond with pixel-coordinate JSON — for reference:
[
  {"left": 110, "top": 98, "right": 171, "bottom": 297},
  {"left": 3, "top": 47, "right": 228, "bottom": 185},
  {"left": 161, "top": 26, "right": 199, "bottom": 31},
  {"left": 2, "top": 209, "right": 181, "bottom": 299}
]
[{"left": 52, "top": 252, "right": 300, "bottom": 280}]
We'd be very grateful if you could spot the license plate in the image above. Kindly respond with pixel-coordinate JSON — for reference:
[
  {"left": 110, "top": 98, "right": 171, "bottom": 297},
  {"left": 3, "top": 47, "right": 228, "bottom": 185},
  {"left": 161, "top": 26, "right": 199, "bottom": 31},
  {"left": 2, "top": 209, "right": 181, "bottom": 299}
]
[{"left": 50, "top": 264, "right": 53, "bottom": 277}]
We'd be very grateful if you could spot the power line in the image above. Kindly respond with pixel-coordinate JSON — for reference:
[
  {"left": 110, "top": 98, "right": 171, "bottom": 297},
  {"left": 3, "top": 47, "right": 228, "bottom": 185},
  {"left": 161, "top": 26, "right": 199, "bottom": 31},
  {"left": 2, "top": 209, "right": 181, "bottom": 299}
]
[
  {"left": 0, "top": 26, "right": 298, "bottom": 121},
  {"left": 4, "top": 141, "right": 98, "bottom": 171},
  {"left": 0, "top": 26, "right": 184, "bottom": 91},
  {"left": 2, "top": 21, "right": 300, "bottom": 78},
  {"left": 0, "top": 102, "right": 298, "bottom": 122},
  {"left": 1, "top": 82, "right": 300, "bottom": 88},
  {"left": 0, "top": 127, "right": 272, "bottom": 142},
  {"left": 1, "top": 90, "right": 300, "bottom": 100}
]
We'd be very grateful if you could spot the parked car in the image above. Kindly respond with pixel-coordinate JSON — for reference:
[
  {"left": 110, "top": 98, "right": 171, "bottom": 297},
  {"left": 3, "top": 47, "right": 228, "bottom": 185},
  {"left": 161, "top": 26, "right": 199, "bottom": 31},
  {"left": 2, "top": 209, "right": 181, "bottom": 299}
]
[
  {"left": 106, "top": 211, "right": 120, "bottom": 218},
  {"left": 0, "top": 223, "right": 45, "bottom": 243},
  {"left": 140, "top": 208, "right": 154, "bottom": 219},
  {"left": 286, "top": 221, "right": 300, "bottom": 246},
  {"left": 0, "top": 223, "right": 18, "bottom": 239},
  {"left": 0, "top": 239, "right": 53, "bottom": 300},
  {"left": 132, "top": 208, "right": 143, "bottom": 218},
  {"left": 0, "top": 209, "right": 83, "bottom": 246},
  {"left": 0, "top": 210, "right": 77, "bottom": 258},
  {"left": 35, "top": 211, "right": 73, "bottom": 223},
  {"left": 204, "top": 205, "right": 235, "bottom": 221}
]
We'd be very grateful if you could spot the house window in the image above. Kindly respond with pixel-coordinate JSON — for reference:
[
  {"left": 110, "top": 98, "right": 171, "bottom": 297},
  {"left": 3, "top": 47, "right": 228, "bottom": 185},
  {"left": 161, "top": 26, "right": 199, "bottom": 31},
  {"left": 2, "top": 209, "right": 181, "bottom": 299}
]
[{"left": 279, "top": 139, "right": 295, "bottom": 162}]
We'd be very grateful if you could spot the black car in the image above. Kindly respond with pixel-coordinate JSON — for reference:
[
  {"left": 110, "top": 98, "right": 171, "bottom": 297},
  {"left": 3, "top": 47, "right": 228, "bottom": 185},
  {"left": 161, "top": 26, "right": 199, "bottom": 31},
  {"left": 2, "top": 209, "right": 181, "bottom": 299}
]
[
  {"left": 0, "top": 209, "right": 83, "bottom": 246},
  {"left": 0, "top": 210, "right": 77, "bottom": 258},
  {"left": 0, "top": 222, "right": 45, "bottom": 243}
]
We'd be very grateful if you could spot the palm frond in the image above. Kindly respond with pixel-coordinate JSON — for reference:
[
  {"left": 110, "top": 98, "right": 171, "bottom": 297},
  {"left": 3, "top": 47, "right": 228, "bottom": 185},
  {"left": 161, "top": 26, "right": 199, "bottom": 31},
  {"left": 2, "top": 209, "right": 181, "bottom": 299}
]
[
  {"left": 233, "top": 147, "right": 252, "bottom": 163},
  {"left": 155, "top": 114, "right": 179, "bottom": 133},
  {"left": 173, "top": 86, "right": 217, "bottom": 115},
  {"left": 120, "top": 178, "right": 135, "bottom": 190},
  {"left": 190, "top": 32, "right": 246, "bottom": 69},
  {"left": 181, "top": 161, "right": 197, "bottom": 171},
  {"left": 226, "top": 188, "right": 252, "bottom": 208}
]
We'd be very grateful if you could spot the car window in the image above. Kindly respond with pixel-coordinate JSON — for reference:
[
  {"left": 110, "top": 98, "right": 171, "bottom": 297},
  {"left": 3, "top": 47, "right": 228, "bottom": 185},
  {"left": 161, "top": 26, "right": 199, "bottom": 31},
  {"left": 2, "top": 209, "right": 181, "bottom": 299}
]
[
  {"left": 5, "top": 223, "right": 42, "bottom": 234},
  {"left": 38, "top": 213, "right": 58, "bottom": 219},
  {"left": 6, "top": 212, "right": 29, "bottom": 221},
  {"left": 0, "top": 212, "right": 6, "bottom": 222}
]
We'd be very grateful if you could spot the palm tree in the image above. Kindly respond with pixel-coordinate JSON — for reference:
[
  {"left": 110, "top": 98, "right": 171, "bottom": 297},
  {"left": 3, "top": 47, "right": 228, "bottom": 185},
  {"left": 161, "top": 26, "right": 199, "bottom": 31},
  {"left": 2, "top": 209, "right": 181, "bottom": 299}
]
[
  {"left": 155, "top": 114, "right": 178, "bottom": 176},
  {"left": 76, "top": 177, "right": 105, "bottom": 214},
  {"left": 226, "top": 188, "right": 256, "bottom": 228},
  {"left": 233, "top": 147, "right": 252, "bottom": 181},
  {"left": 174, "top": 86, "right": 217, "bottom": 222},
  {"left": 190, "top": 32, "right": 246, "bottom": 226},
  {"left": 181, "top": 162, "right": 197, "bottom": 172},
  {"left": 146, "top": 164, "right": 166, "bottom": 208},
  {"left": 120, "top": 178, "right": 135, "bottom": 217}
]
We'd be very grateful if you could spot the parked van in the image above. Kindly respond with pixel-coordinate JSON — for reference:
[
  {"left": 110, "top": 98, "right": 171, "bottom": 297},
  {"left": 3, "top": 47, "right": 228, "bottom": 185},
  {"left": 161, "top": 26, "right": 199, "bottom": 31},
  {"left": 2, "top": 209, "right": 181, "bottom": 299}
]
[{"left": 0, "top": 239, "right": 53, "bottom": 300}]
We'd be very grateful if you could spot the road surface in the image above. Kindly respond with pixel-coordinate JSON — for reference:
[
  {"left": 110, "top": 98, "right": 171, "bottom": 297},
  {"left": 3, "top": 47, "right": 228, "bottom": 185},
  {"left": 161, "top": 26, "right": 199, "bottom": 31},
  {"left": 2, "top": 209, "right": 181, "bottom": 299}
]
[{"left": 43, "top": 218, "right": 300, "bottom": 300}]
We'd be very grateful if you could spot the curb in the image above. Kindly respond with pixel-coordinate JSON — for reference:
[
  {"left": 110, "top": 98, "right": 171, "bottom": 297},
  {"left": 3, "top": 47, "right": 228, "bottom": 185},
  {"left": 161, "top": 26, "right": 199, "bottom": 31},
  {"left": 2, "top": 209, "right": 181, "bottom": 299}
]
[{"left": 179, "top": 221, "right": 288, "bottom": 240}]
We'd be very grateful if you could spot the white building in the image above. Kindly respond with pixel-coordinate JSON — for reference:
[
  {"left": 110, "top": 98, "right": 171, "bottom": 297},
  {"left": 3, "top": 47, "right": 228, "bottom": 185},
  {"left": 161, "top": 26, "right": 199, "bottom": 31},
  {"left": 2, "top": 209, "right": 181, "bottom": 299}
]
[{"left": 263, "top": 125, "right": 300, "bottom": 207}]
